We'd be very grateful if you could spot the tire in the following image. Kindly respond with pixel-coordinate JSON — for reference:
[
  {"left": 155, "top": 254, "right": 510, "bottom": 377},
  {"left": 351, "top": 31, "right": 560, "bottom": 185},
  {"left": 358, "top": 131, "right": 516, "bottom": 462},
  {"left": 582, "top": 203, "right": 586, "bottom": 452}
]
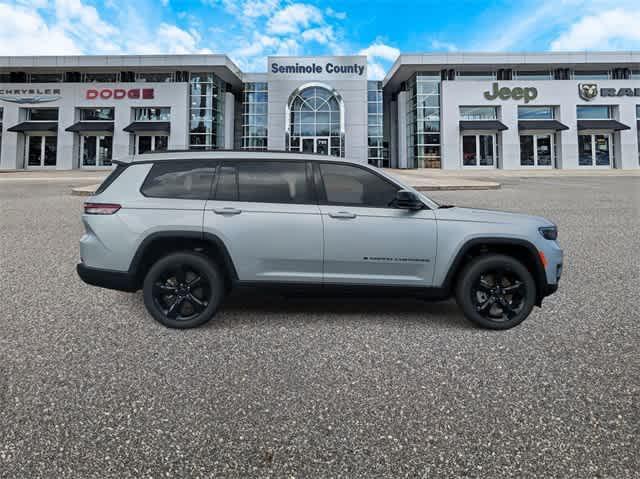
[
  {"left": 143, "top": 251, "right": 224, "bottom": 329},
  {"left": 455, "top": 254, "right": 536, "bottom": 330}
]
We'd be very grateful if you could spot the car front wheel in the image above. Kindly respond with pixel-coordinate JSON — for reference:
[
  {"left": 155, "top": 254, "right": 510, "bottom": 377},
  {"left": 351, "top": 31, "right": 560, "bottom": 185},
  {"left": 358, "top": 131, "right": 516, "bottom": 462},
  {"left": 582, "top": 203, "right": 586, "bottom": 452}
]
[
  {"left": 143, "top": 252, "right": 224, "bottom": 329},
  {"left": 455, "top": 254, "right": 537, "bottom": 330}
]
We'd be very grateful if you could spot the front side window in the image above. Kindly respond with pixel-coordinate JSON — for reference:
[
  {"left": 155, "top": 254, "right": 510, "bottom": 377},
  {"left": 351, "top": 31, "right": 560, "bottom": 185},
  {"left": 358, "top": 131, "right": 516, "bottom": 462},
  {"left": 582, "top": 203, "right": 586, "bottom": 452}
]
[
  {"left": 318, "top": 163, "right": 398, "bottom": 208},
  {"left": 141, "top": 161, "right": 216, "bottom": 199},
  {"left": 460, "top": 106, "right": 498, "bottom": 120},
  {"left": 214, "top": 161, "right": 311, "bottom": 204},
  {"left": 80, "top": 108, "right": 115, "bottom": 121},
  {"left": 577, "top": 105, "right": 612, "bottom": 119}
]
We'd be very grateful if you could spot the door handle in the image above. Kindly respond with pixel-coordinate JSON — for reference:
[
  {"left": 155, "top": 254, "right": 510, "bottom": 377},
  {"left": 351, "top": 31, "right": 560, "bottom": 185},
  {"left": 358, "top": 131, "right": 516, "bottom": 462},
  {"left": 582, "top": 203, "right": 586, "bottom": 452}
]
[
  {"left": 213, "top": 207, "right": 242, "bottom": 215},
  {"left": 329, "top": 211, "right": 357, "bottom": 219}
]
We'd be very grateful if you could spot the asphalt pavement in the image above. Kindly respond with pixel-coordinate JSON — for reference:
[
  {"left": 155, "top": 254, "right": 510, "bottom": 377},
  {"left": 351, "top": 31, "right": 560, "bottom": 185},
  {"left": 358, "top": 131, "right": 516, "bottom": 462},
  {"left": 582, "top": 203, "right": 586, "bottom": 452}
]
[{"left": 0, "top": 177, "right": 638, "bottom": 477}]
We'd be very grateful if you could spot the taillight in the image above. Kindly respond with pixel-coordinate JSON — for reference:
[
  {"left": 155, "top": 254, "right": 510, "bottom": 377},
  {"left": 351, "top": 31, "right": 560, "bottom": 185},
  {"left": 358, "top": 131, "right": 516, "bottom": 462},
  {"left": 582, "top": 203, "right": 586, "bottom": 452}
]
[{"left": 84, "top": 203, "right": 121, "bottom": 215}]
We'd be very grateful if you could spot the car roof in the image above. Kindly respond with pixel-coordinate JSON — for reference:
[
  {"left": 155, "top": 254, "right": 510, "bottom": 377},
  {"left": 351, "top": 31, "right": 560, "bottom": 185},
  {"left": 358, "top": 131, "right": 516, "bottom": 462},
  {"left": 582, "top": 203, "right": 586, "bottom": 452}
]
[{"left": 116, "top": 150, "right": 360, "bottom": 164}]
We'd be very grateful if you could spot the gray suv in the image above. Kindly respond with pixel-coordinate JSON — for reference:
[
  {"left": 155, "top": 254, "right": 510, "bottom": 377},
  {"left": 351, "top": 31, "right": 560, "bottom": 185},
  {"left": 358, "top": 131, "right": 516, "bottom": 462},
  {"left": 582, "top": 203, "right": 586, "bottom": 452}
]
[{"left": 77, "top": 151, "right": 563, "bottom": 330}]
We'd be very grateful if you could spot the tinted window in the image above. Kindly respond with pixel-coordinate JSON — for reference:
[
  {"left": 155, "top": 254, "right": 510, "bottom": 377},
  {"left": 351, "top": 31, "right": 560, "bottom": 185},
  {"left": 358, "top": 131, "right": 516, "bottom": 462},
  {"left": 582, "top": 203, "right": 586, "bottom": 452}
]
[
  {"left": 319, "top": 163, "right": 399, "bottom": 207},
  {"left": 214, "top": 161, "right": 311, "bottom": 204},
  {"left": 141, "top": 161, "right": 216, "bottom": 199}
]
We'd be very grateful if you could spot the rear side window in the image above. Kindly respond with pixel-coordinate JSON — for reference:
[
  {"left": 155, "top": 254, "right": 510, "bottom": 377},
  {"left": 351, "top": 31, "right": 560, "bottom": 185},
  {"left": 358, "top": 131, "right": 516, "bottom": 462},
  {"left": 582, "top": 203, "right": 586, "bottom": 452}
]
[
  {"left": 214, "top": 161, "right": 312, "bottom": 204},
  {"left": 95, "top": 164, "right": 126, "bottom": 195},
  {"left": 141, "top": 161, "right": 216, "bottom": 199},
  {"left": 318, "top": 163, "right": 399, "bottom": 207}
]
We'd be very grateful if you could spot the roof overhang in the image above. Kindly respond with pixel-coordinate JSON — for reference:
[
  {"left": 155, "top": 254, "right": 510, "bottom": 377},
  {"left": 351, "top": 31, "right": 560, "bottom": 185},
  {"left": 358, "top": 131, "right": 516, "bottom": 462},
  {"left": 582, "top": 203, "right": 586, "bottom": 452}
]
[
  {"left": 123, "top": 121, "right": 171, "bottom": 133},
  {"left": 518, "top": 120, "right": 570, "bottom": 131},
  {"left": 577, "top": 119, "right": 630, "bottom": 131},
  {"left": 459, "top": 120, "right": 508, "bottom": 131},
  {"left": 7, "top": 121, "right": 57, "bottom": 132},
  {"left": 65, "top": 121, "right": 114, "bottom": 132}
]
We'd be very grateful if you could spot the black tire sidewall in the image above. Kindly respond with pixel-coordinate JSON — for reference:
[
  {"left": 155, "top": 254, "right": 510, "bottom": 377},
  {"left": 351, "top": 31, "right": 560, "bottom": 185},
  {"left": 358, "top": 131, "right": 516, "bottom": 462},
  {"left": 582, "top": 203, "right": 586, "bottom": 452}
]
[
  {"left": 143, "top": 252, "right": 224, "bottom": 329},
  {"left": 455, "top": 254, "right": 536, "bottom": 330}
]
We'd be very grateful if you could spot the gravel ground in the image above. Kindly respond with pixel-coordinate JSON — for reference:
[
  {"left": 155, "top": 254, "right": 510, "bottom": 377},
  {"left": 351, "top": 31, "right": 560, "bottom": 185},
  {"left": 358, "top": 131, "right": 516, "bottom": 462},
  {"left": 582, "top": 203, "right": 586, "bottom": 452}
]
[{"left": 0, "top": 177, "right": 638, "bottom": 478}]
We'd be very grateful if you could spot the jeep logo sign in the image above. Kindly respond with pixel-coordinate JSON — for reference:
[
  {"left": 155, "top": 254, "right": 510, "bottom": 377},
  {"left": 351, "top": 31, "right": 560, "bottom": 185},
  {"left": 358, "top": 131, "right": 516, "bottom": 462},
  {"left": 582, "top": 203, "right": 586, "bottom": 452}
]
[{"left": 483, "top": 83, "right": 538, "bottom": 103}]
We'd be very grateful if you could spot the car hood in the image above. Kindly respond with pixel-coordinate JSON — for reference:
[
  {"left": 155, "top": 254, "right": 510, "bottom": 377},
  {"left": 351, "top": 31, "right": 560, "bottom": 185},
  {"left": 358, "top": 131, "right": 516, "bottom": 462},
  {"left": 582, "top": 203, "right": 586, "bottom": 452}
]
[{"left": 434, "top": 206, "right": 554, "bottom": 227}]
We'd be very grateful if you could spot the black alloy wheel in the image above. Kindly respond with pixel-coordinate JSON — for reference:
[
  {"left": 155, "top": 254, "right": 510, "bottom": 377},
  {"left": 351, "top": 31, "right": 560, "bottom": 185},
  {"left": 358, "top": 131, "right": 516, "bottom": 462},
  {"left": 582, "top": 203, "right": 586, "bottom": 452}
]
[
  {"left": 455, "top": 254, "right": 536, "bottom": 330},
  {"left": 143, "top": 252, "right": 224, "bottom": 328}
]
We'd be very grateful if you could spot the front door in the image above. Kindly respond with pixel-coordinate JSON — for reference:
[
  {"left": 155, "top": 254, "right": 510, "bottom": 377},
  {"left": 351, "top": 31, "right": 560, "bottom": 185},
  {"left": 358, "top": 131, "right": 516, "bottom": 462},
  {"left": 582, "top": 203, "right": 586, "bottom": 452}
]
[
  {"left": 299, "top": 137, "right": 331, "bottom": 155},
  {"left": 520, "top": 133, "right": 554, "bottom": 167},
  {"left": 26, "top": 135, "right": 57, "bottom": 168},
  {"left": 462, "top": 133, "right": 497, "bottom": 167},
  {"left": 579, "top": 133, "right": 612, "bottom": 167},
  {"left": 316, "top": 162, "right": 437, "bottom": 286}
]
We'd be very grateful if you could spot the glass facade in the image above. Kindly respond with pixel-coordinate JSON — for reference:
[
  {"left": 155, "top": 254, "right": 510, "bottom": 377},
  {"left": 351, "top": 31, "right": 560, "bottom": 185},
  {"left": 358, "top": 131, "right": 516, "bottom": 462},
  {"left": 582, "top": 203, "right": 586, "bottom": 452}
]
[
  {"left": 407, "top": 73, "right": 441, "bottom": 168},
  {"left": 518, "top": 106, "right": 555, "bottom": 119},
  {"left": 189, "top": 72, "right": 225, "bottom": 149},
  {"left": 577, "top": 105, "right": 612, "bottom": 119},
  {"left": 241, "top": 82, "right": 268, "bottom": 150},
  {"left": 460, "top": 106, "right": 498, "bottom": 120},
  {"left": 367, "top": 81, "right": 385, "bottom": 166},
  {"left": 80, "top": 107, "right": 115, "bottom": 121}
]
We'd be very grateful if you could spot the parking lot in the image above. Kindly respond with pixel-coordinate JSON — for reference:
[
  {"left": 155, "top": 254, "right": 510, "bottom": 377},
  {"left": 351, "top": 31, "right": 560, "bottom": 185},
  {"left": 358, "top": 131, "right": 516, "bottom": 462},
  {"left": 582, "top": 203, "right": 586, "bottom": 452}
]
[{"left": 1, "top": 176, "right": 638, "bottom": 477}]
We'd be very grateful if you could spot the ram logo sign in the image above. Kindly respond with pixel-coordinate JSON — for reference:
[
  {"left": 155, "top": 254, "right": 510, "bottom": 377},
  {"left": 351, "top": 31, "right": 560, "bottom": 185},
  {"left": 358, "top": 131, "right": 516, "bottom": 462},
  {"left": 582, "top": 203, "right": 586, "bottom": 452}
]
[{"left": 578, "top": 83, "right": 598, "bottom": 101}]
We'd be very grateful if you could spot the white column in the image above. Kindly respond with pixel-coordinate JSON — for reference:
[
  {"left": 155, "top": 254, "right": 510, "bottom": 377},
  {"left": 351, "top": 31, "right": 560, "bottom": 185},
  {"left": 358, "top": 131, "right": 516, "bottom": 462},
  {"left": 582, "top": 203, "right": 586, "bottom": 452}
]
[
  {"left": 499, "top": 102, "right": 520, "bottom": 169},
  {"left": 57, "top": 104, "right": 76, "bottom": 169},
  {"left": 558, "top": 104, "right": 579, "bottom": 169},
  {"left": 224, "top": 92, "right": 235, "bottom": 150},
  {"left": 0, "top": 104, "right": 21, "bottom": 169},
  {"left": 618, "top": 103, "right": 639, "bottom": 169},
  {"left": 397, "top": 91, "right": 408, "bottom": 168},
  {"left": 389, "top": 99, "right": 397, "bottom": 168}
]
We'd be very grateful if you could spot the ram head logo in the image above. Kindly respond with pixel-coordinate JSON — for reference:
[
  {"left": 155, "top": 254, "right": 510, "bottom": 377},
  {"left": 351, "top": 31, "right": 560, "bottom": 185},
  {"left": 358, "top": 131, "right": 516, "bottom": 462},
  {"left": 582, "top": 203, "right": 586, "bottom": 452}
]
[{"left": 578, "top": 83, "right": 598, "bottom": 101}]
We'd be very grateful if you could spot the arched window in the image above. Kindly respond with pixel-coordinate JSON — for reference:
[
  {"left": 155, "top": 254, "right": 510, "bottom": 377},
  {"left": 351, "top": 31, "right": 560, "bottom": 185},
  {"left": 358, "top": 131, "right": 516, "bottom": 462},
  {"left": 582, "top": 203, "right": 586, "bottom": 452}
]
[{"left": 287, "top": 85, "right": 343, "bottom": 157}]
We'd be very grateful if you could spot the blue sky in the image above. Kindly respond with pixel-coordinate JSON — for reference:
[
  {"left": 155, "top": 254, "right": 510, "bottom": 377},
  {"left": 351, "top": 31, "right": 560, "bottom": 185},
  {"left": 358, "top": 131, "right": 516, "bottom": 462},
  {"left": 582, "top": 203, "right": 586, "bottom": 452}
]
[{"left": 1, "top": 0, "right": 640, "bottom": 78}]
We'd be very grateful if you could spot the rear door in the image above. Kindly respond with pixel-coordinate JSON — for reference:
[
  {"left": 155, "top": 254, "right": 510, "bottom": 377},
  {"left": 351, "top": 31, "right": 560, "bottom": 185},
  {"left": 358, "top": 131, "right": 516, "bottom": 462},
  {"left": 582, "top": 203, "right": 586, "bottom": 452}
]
[
  {"left": 203, "top": 160, "right": 323, "bottom": 283},
  {"left": 316, "top": 162, "right": 437, "bottom": 286}
]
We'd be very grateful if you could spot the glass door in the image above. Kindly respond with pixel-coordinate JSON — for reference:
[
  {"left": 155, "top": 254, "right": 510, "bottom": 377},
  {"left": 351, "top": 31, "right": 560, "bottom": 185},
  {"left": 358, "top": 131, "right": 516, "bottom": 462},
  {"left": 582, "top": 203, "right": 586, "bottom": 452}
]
[
  {"left": 26, "top": 135, "right": 57, "bottom": 168},
  {"left": 136, "top": 135, "right": 169, "bottom": 155},
  {"left": 462, "top": 134, "right": 496, "bottom": 167},
  {"left": 81, "top": 135, "right": 113, "bottom": 167},
  {"left": 578, "top": 134, "right": 612, "bottom": 167},
  {"left": 301, "top": 138, "right": 314, "bottom": 153},
  {"left": 316, "top": 138, "right": 330, "bottom": 155},
  {"left": 520, "top": 134, "right": 554, "bottom": 167}
]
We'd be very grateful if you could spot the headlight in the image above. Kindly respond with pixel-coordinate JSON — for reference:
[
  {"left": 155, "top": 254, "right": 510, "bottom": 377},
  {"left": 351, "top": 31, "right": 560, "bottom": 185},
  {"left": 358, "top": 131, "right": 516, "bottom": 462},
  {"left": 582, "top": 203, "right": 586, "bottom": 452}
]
[{"left": 539, "top": 226, "right": 558, "bottom": 241}]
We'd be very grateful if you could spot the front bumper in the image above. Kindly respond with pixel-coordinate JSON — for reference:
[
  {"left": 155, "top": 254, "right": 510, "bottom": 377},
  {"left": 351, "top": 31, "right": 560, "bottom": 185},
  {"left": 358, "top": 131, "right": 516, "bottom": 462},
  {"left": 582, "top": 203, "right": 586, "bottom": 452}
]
[{"left": 76, "top": 263, "right": 138, "bottom": 292}]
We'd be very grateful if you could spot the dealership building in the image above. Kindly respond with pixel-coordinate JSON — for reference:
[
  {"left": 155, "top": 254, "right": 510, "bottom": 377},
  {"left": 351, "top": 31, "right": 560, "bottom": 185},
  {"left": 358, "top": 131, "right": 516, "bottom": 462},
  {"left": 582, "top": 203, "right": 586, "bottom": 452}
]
[{"left": 1, "top": 52, "right": 639, "bottom": 170}]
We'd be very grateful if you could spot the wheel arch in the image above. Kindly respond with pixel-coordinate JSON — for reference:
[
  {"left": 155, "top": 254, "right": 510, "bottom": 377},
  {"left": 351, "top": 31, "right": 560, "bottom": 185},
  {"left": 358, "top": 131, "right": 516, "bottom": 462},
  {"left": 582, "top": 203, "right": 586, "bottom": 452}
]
[
  {"left": 128, "top": 231, "right": 238, "bottom": 289},
  {"left": 441, "top": 237, "right": 547, "bottom": 305}
]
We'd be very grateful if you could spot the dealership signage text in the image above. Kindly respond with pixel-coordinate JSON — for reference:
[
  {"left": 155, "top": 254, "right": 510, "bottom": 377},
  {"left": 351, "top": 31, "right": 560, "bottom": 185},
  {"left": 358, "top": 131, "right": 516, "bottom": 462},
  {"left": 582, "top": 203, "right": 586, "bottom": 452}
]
[
  {"left": 484, "top": 83, "right": 538, "bottom": 103},
  {"left": 86, "top": 88, "right": 155, "bottom": 100},
  {"left": 271, "top": 62, "right": 365, "bottom": 76}
]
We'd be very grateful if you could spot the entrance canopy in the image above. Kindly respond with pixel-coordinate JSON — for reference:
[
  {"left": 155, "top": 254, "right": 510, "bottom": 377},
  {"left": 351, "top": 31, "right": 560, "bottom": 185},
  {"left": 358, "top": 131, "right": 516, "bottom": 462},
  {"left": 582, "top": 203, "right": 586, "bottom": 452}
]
[
  {"left": 577, "top": 120, "right": 630, "bottom": 131},
  {"left": 123, "top": 121, "right": 171, "bottom": 133},
  {"left": 66, "top": 121, "right": 114, "bottom": 132},
  {"left": 459, "top": 120, "right": 508, "bottom": 131},
  {"left": 7, "top": 121, "right": 57, "bottom": 132},
  {"left": 518, "top": 120, "right": 569, "bottom": 131}
]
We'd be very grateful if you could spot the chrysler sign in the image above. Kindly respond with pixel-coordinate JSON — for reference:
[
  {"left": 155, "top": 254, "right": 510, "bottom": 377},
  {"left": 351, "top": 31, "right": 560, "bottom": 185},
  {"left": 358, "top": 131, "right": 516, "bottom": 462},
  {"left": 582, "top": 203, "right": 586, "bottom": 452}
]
[
  {"left": 85, "top": 88, "right": 155, "bottom": 100},
  {"left": 0, "top": 88, "right": 62, "bottom": 104}
]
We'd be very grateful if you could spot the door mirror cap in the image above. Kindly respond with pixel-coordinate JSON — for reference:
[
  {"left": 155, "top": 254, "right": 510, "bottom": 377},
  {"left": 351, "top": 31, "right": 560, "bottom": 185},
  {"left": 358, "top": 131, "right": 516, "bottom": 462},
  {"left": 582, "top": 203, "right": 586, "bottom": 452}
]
[{"left": 394, "top": 190, "right": 424, "bottom": 210}]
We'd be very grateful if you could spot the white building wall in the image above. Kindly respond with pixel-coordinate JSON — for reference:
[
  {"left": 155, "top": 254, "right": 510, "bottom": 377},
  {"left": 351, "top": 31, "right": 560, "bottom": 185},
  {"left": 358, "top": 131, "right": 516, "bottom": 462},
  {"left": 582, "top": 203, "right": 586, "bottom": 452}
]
[
  {"left": 0, "top": 82, "right": 189, "bottom": 169},
  {"left": 441, "top": 80, "right": 640, "bottom": 169}
]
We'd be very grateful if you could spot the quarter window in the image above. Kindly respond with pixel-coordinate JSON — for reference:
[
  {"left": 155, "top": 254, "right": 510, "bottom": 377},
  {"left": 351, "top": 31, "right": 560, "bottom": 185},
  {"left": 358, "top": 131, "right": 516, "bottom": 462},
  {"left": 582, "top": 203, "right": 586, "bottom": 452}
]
[
  {"left": 141, "top": 161, "right": 216, "bottom": 199},
  {"left": 214, "top": 162, "right": 311, "bottom": 204},
  {"left": 319, "top": 163, "right": 398, "bottom": 207}
]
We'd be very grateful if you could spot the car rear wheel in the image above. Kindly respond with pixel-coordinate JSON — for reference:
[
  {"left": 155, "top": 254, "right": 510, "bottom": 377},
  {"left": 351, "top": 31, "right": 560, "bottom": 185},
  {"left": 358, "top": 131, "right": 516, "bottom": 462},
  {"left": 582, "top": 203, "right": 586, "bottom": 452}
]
[
  {"left": 455, "top": 254, "right": 536, "bottom": 330},
  {"left": 143, "top": 252, "right": 224, "bottom": 329}
]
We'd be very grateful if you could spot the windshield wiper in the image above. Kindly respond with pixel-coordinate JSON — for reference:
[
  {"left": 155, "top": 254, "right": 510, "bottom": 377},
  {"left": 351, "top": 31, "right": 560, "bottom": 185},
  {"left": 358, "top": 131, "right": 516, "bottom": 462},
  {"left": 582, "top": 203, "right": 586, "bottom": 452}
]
[{"left": 438, "top": 204, "right": 456, "bottom": 209}]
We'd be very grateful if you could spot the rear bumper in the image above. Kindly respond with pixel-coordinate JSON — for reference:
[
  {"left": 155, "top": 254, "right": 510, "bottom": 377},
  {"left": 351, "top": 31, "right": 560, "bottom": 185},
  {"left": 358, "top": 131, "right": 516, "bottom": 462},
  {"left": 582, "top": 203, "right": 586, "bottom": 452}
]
[{"left": 76, "top": 263, "right": 138, "bottom": 292}]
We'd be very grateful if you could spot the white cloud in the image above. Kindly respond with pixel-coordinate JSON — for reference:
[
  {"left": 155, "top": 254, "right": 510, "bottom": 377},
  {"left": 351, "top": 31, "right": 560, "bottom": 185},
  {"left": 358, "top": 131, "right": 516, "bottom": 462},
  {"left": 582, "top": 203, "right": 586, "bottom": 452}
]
[
  {"left": 301, "top": 26, "right": 334, "bottom": 44},
  {"left": 431, "top": 39, "right": 458, "bottom": 52},
  {"left": 325, "top": 7, "right": 346, "bottom": 20},
  {"left": 550, "top": 8, "right": 640, "bottom": 50},
  {"left": 267, "top": 3, "right": 323, "bottom": 34},
  {"left": 359, "top": 41, "right": 399, "bottom": 79},
  {"left": 243, "top": 0, "right": 279, "bottom": 18},
  {"left": 0, "top": 3, "right": 82, "bottom": 55}
]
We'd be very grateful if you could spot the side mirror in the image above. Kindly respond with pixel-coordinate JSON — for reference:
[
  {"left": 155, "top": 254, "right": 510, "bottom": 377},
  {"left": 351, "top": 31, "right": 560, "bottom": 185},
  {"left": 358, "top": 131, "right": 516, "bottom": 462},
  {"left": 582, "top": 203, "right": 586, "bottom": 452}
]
[{"left": 394, "top": 189, "right": 423, "bottom": 210}]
